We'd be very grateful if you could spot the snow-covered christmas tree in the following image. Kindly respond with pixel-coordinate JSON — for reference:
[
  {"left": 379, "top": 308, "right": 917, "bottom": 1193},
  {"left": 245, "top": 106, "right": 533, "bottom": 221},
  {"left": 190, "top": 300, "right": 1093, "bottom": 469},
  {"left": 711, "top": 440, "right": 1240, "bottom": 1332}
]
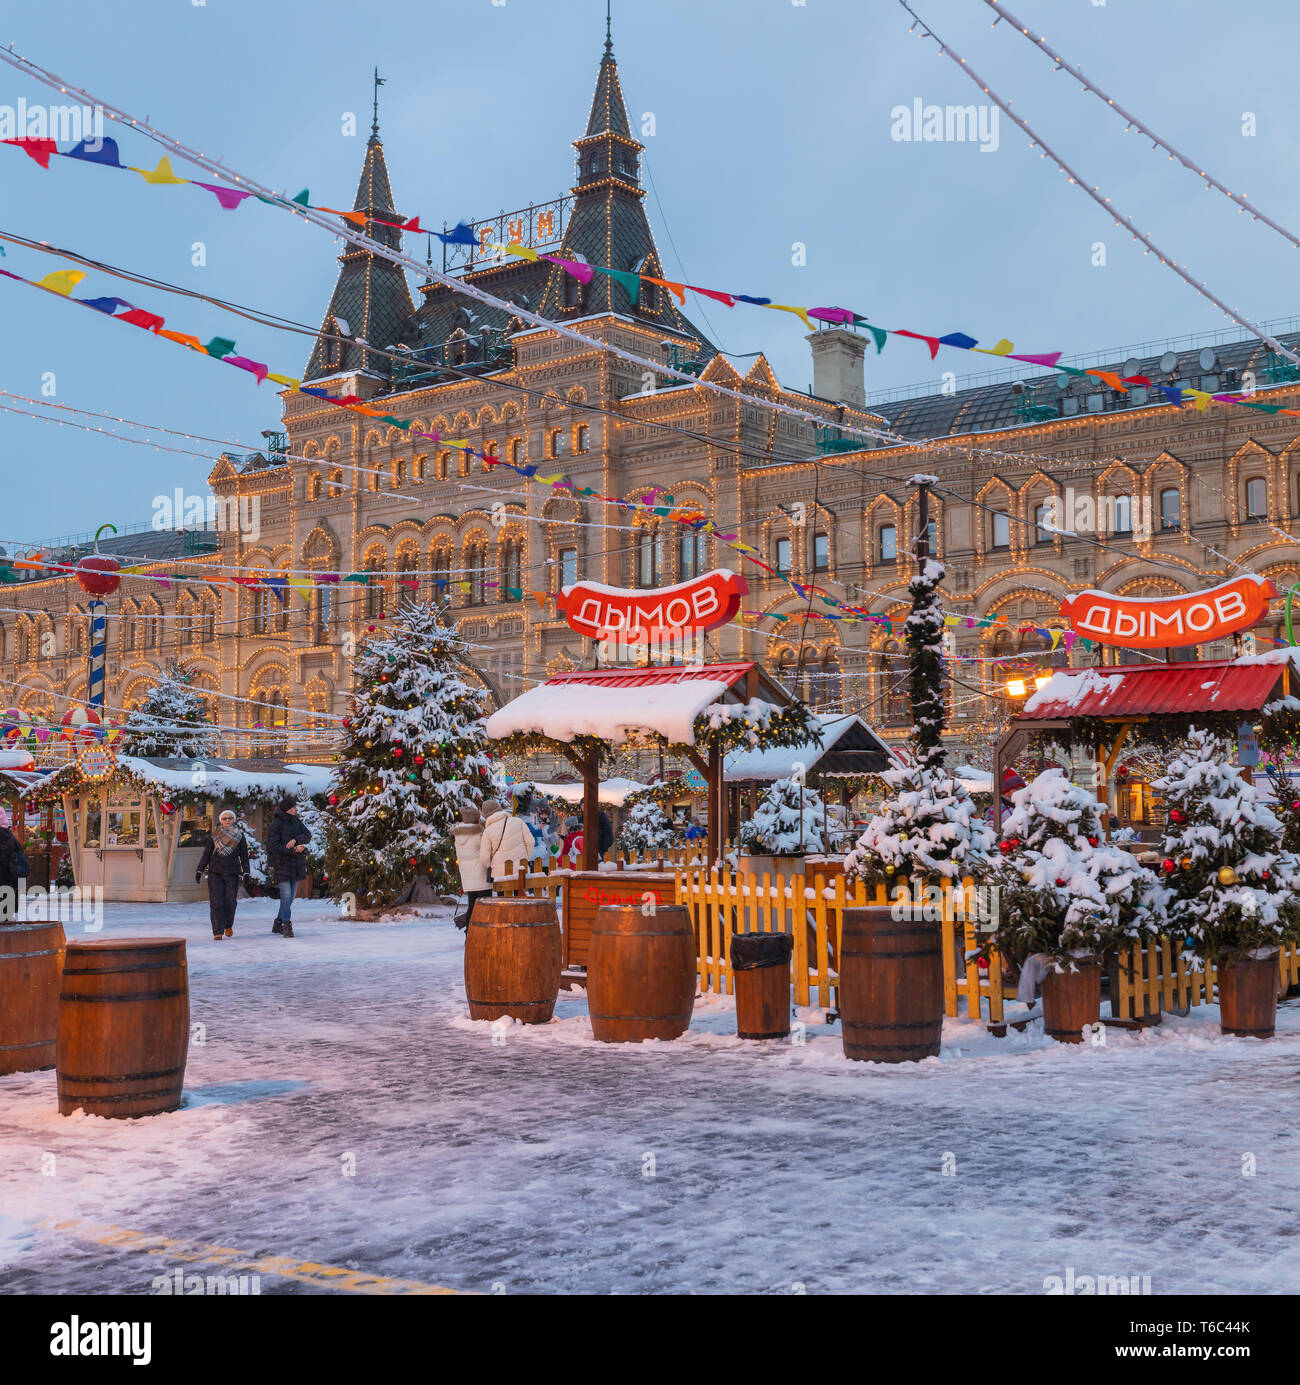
[
  {"left": 738, "top": 777, "right": 824, "bottom": 855},
  {"left": 847, "top": 546, "right": 992, "bottom": 887},
  {"left": 118, "top": 661, "right": 220, "bottom": 759},
  {"left": 620, "top": 798, "right": 679, "bottom": 854},
  {"left": 1152, "top": 727, "right": 1300, "bottom": 963},
  {"left": 321, "top": 602, "right": 493, "bottom": 906},
  {"left": 989, "top": 767, "right": 1162, "bottom": 965}
]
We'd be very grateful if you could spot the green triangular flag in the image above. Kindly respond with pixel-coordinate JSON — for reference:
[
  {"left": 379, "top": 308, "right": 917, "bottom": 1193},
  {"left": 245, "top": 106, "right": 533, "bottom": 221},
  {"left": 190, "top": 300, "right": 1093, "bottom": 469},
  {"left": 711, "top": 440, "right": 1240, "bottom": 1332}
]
[
  {"left": 596, "top": 267, "right": 641, "bottom": 305},
  {"left": 204, "top": 337, "right": 237, "bottom": 359}
]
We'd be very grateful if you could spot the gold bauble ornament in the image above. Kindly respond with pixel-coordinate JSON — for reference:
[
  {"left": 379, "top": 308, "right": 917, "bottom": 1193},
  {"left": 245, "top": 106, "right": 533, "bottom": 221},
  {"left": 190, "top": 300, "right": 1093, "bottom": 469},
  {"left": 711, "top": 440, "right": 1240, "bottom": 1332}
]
[
  {"left": 1180, "top": 856, "right": 1192, "bottom": 870},
  {"left": 1217, "top": 865, "right": 1239, "bottom": 886}
]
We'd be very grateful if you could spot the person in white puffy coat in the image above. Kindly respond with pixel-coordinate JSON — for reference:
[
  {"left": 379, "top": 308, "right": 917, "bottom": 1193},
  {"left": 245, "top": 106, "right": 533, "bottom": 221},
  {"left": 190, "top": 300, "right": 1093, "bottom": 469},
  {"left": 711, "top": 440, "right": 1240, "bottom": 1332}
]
[
  {"left": 479, "top": 799, "right": 534, "bottom": 886},
  {"left": 450, "top": 803, "right": 490, "bottom": 930}
]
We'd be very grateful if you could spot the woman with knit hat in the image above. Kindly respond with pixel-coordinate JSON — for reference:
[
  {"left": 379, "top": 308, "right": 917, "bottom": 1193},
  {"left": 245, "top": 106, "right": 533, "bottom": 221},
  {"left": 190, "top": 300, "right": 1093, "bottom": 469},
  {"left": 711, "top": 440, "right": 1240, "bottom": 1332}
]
[
  {"left": 196, "top": 809, "right": 253, "bottom": 940},
  {"left": 450, "top": 802, "right": 490, "bottom": 930}
]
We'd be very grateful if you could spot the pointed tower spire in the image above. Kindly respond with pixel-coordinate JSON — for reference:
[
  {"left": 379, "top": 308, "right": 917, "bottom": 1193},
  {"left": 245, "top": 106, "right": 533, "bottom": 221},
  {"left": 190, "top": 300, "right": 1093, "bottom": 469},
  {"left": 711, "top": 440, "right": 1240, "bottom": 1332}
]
[
  {"left": 305, "top": 88, "right": 414, "bottom": 382},
  {"left": 538, "top": 7, "right": 710, "bottom": 353}
]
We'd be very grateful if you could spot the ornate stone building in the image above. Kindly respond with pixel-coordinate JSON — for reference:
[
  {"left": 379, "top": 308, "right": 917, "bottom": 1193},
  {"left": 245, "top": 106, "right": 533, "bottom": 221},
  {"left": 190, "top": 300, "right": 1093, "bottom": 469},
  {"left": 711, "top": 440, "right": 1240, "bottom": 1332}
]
[{"left": 3, "top": 23, "right": 1299, "bottom": 768}]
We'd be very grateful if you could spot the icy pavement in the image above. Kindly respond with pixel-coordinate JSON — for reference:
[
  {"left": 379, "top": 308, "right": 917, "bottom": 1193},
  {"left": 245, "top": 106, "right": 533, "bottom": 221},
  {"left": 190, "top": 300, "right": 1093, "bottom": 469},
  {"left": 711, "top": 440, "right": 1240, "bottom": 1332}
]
[{"left": 3, "top": 899, "right": 1300, "bottom": 1295}]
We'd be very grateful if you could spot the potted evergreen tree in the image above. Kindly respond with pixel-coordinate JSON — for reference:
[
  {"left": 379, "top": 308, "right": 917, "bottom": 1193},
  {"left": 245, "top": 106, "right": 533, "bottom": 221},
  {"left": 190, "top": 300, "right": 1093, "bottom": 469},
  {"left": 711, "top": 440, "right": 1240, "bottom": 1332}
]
[
  {"left": 737, "top": 776, "right": 824, "bottom": 880},
  {"left": 1152, "top": 727, "right": 1300, "bottom": 1037},
  {"left": 619, "top": 797, "right": 678, "bottom": 860},
  {"left": 988, "top": 768, "right": 1163, "bottom": 1041}
]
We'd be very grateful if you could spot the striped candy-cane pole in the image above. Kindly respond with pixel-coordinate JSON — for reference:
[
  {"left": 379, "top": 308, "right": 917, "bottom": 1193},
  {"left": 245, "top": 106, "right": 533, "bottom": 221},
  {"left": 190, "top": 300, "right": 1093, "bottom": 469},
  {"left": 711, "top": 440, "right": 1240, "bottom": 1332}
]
[{"left": 88, "top": 600, "right": 107, "bottom": 710}]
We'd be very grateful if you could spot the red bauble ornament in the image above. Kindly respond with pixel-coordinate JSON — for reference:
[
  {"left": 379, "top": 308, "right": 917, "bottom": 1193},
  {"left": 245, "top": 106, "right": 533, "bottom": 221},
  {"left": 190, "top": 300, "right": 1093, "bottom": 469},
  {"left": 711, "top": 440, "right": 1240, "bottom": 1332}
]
[
  {"left": 409, "top": 857, "right": 417, "bottom": 867},
  {"left": 414, "top": 755, "right": 425, "bottom": 766},
  {"left": 75, "top": 555, "right": 121, "bottom": 596},
  {"left": 1055, "top": 878, "right": 1068, "bottom": 887},
  {"left": 1087, "top": 836, "right": 1098, "bottom": 847},
  {"left": 998, "top": 840, "right": 1013, "bottom": 855},
  {"left": 342, "top": 718, "right": 352, "bottom": 729},
  {"left": 1117, "top": 764, "right": 1130, "bottom": 778},
  {"left": 1291, "top": 800, "right": 1300, "bottom": 812},
  {"left": 329, "top": 795, "right": 339, "bottom": 806},
  {"left": 1161, "top": 858, "right": 1176, "bottom": 874},
  {"left": 1262, "top": 870, "right": 1272, "bottom": 881},
  {"left": 393, "top": 747, "right": 404, "bottom": 758},
  {"left": 1169, "top": 808, "right": 1185, "bottom": 824}
]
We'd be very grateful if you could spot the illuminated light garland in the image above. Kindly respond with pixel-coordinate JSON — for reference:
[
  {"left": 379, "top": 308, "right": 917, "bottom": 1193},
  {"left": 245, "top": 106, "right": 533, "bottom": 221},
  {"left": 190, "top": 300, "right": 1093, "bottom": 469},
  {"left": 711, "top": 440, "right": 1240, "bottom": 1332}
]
[
  {"left": 983, "top": 0, "right": 1300, "bottom": 254},
  {"left": 899, "top": 0, "right": 1300, "bottom": 369}
]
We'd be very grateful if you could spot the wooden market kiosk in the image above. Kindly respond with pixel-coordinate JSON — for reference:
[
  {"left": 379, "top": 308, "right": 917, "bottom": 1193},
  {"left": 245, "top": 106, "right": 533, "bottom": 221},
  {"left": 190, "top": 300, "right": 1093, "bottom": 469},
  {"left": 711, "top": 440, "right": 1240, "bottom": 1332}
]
[
  {"left": 484, "top": 662, "right": 818, "bottom": 967},
  {"left": 995, "top": 653, "right": 1295, "bottom": 835},
  {"left": 28, "top": 744, "right": 331, "bottom": 903}
]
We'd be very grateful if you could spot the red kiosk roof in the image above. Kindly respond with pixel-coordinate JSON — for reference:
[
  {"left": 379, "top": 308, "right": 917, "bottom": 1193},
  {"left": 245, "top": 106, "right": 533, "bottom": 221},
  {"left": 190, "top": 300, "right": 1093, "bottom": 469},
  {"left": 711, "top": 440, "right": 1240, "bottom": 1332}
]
[{"left": 1020, "top": 659, "right": 1285, "bottom": 720}]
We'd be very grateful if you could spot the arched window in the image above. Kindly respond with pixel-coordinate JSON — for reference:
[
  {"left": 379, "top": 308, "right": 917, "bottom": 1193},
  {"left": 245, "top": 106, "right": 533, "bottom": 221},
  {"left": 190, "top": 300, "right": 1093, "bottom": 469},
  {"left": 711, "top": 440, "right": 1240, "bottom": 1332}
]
[
  {"left": 467, "top": 543, "right": 489, "bottom": 605},
  {"left": 1160, "top": 487, "right": 1181, "bottom": 530},
  {"left": 308, "top": 472, "right": 323, "bottom": 501},
  {"left": 507, "top": 438, "right": 521, "bottom": 467},
  {"left": 879, "top": 640, "right": 909, "bottom": 726},
  {"left": 396, "top": 549, "right": 420, "bottom": 601},
  {"left": 365, "top": 559, "right": 386, "bottom": 618},
  {"left": 413, "top": 454, "right": 427, "bottom": 483},
  {"left": 437, "top": 451, "right": 451, "bottom": 481},
  {"left": 1246, "top": 476, "right": 1267, "bottom": 519},
  {"left": 637, "top": 529, "right": 661, "bottom": 587},
  {"left": 252, "top": 587, "right": 270, "bottom": 636},
  {"left": 549, "top": 429, "right": 567, "bottom": 459},
  {"left": 202, "top": 603, "right": 216, "bottom": 645},
  {"left": 817, "top": 650, "right": 842, "bottom": 710},
  {"left": 392, "top": 456, "right": 407, "bottom": 489},
  {"left": 367, "top": 461, "right": 380, "bottom": 492},
  {"left": 679, "top": 529, "right": 706, "bottom": 580},
  {"left": 501, "top": 539, "right": 522, "bottom": 600},
  {"left": 483, "top": 443, "right": 499, "bottom": 470},
  {"left": 431, "top": 545, "right": 453, "bottom": 602},
  {"left": 328, "top": 467, "right": 344, "bottom": 497},
  {"left": 878, "top": 525, "right": 897, "bottom": 564},
  {"left": 574, "top": 424, "right": 589, "bottom": 454}
]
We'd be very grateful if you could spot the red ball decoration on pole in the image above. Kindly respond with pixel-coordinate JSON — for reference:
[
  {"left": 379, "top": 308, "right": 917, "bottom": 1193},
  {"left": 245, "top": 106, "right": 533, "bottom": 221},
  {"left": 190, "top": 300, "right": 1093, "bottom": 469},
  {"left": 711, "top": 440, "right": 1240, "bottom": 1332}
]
[
  {"left": 74, "top": 554, "right": 122, "bottom": 596},
  {"left": 1161, "top": 858, "right": 1177, "bottom": 875}
]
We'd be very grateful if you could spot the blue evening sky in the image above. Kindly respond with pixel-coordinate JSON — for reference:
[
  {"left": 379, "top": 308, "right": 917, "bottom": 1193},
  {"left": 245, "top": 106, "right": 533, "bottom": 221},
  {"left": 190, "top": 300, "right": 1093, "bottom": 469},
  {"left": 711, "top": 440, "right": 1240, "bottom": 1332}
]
[{"left": 1, "top": 0, "right": 1297, "bottom": 543}]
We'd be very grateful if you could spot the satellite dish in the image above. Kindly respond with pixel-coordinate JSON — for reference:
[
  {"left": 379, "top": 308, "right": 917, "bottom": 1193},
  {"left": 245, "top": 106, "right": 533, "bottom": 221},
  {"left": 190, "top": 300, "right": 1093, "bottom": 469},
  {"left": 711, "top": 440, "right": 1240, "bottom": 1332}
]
[
  {"left": 1199, "top": 347, "right": 1217, "bottom": 371},
  {"left": 1122, "top": 357, "right": 1141, "bottom": 379},
  {"left": 1159, "top": 351, "right": 1178, "bottom": 374},
  {"left": 1010, "top": 380, "right": 1026, "bottom": 395},
  {"left": 1056, "top": 373, "right": 1072, "bottom": 390}
]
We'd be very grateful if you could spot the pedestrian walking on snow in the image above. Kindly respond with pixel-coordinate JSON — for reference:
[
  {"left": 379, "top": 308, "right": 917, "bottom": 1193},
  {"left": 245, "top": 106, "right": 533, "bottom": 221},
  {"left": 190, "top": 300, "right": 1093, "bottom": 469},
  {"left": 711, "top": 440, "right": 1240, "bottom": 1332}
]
[
  {"left": 196, "top": 809, "right": 253, "bottom": 940},
  {"left": 450, "top": 803, "right": 490, "bottom": 930},
  {"left": 267, "top": 797, "right": 311, "bottom": 937}
]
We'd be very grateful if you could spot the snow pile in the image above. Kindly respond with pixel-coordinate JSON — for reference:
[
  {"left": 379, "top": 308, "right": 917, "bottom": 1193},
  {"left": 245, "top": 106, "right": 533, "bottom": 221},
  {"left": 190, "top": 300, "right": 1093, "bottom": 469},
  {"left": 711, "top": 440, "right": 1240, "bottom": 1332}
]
[
  {"left": 738, "top": 778, "right": 825, "bottom": 855},
  {"left": 1022, "top": 667, "right": 1117, "bottom": 715}
]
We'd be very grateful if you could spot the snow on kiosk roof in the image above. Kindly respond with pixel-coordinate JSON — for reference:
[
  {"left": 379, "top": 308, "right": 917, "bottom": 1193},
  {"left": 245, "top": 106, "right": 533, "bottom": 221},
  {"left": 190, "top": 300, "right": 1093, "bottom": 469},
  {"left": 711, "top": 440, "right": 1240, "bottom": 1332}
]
[
  {"left": 1020, "top": 660, "right": 1286, "bottom": 720},
  {"left": 486, "top": 663, "right": 815, "bottom": 867},
  {"left": 485, "top": 663, "right": 795, "bottom": 747}
]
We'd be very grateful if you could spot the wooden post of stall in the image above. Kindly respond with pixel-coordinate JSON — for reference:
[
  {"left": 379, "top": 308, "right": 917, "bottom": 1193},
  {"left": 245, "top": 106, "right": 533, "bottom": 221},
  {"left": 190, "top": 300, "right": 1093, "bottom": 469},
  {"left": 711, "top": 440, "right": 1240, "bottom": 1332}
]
[{"left": 581, "top": 748, "right": 600, "bottom": 872}]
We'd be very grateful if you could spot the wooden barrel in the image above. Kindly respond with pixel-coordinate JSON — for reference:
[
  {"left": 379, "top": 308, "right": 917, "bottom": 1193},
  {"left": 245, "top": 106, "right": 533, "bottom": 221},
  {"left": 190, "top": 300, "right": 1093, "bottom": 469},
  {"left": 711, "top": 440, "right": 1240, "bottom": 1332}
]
[
  {"left": 464, "top": 897, "right": 562, "bottom": 1023},
  {"left": 1042, "top": 962, "right": 1101, "bottom": 1043},
  {"left": 587, "top": 902, "right": 696, "bottom": 1043},
  {"left": 839, "top": 905, "right": 943, "bottom": 1062},
  {"left": 0, "top": 921, "right": 66, "bottom": 1075},
  {"left": 1217, "top": 954, "right": 1278, "bottom": 1039},
  {"left": 57, "top": 938, "right": 189, "bottom": 1118},
  {"left": 731, "top": 931, "right": 793, "bottom": 1040}
]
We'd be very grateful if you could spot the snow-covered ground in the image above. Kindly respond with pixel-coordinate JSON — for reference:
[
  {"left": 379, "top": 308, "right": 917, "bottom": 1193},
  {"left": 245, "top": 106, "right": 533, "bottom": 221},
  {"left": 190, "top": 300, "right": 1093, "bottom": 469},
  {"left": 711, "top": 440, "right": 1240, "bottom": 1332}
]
[{"left": 3, "top": 898, "right": 1300, "bottom": 1295}]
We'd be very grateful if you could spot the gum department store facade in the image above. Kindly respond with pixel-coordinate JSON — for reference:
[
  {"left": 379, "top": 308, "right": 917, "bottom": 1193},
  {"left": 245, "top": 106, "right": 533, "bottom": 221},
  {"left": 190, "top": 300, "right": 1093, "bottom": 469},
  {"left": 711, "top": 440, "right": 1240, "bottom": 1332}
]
[{"left": 4, "top": 35, "right": 1300, "bottom": 766}]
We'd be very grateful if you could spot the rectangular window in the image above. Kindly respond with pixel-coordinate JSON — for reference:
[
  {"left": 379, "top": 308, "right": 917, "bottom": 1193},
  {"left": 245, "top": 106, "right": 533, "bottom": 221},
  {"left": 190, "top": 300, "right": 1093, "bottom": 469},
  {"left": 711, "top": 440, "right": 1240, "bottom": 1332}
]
[
  {"left": 1161, "top": 488, "right": 1181, "bottom": 530},
  {"left": 776, "top": 537, "right": 792, "bottom": 573},
  {"left": 559, "top": 548, "right": 578, "bottom": 588},
  {"left": 1114, "top": 495, "right": 1133, "bottom": 534},
  {"left": 813, "top": 532, "right": 830, "bottom": 571},
  {"left": 83, "top": 798, "right": 102, "bottom": 849},
  {"left": 992, "top": 512, "right": 1011, "bottom": 549}
]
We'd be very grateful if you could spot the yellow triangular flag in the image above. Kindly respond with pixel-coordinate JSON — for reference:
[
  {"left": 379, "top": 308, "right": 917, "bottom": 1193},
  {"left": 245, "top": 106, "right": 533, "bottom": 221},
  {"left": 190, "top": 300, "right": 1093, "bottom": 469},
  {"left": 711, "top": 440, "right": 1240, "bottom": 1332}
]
[
  {"left": 767, "top": 303, "right": 814, "bottom": 331},
  {"left": 505, "top": 243, "right": 538, "bottom": 261},
  {"left": 974, "top": 338, "right": 1015, "bottom": 357},
  {"left": 136, "top": 155, "right": 186, "bottom": 185},
  {"left": 35, "top": 269, "right": 86, "bottom": 297},
  {"left": 1185, "top": 387, "right": 1214, "bottom": 412},
  {"left": 267, "top": 372, "right": 301, "bottom": 390}
]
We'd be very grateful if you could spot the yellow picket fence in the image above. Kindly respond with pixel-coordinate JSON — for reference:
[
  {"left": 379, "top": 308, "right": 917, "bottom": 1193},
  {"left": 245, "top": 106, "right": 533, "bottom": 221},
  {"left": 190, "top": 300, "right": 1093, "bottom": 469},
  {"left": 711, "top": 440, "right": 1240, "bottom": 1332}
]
[
  {"left": 671, "top": 869, "right": 1014, "bottom": 1020},
  {"left": 1111, "top": 939, "right": 1300, "bottom": 1020}
]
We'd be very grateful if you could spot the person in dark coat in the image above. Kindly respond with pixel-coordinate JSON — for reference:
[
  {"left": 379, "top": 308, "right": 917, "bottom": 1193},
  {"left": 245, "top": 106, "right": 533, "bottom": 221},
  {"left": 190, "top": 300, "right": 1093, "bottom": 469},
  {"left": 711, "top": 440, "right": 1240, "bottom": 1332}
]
[
  {"left": 0, "top": 805, "right": 30, "bottom": 923},
  {"left": 196, "top": 809, "right": 253, "bottom": 941},
  {"left": 266, "top": 797, "right": 311, "bottom": 937},
  {"left": 597, "top": 808, "right": 614, "bottom": 861}
]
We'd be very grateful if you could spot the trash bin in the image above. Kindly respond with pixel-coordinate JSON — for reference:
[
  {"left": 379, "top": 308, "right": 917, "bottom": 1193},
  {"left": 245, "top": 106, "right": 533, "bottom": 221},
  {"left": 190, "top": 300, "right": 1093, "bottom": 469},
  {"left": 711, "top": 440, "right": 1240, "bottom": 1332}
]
[{"left": 730, "top": 931, "right": 793, "bottom": 1040}]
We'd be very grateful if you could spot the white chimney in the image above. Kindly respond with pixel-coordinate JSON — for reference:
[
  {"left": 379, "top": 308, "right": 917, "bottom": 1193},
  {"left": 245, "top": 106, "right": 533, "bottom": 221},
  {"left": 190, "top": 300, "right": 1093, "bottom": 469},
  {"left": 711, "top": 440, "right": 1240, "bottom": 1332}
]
[{"left": 807, "top": 327, "right": 866, "bottom": 407}]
